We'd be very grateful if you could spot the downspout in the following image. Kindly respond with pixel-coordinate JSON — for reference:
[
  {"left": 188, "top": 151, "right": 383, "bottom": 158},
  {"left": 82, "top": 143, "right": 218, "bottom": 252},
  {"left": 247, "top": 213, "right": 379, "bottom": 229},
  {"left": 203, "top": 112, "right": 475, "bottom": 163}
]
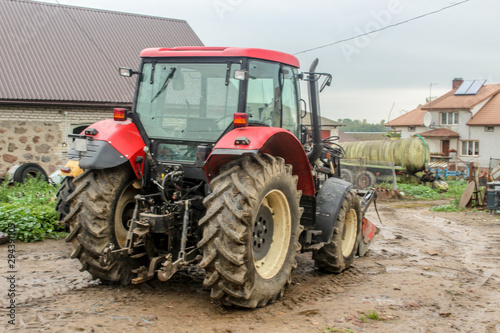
[{"left": 307, "top": 59, "right": 323, "bottom": 163}]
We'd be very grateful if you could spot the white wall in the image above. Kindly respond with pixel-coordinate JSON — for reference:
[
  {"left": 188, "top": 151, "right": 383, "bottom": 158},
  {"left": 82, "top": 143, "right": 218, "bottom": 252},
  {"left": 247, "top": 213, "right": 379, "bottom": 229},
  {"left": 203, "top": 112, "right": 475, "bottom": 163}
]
[
  {"left": 464, "top": 126, "right": 500, "bottom": 168},
  {"left": 399, "top": 126, "right": 427, "bottom": 139}
]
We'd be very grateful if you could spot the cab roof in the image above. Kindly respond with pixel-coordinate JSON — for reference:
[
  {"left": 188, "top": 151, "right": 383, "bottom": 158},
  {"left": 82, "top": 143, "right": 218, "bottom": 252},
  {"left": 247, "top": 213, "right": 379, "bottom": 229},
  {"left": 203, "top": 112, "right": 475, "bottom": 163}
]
[{"left": 140, "top": 47, "right": 300, "bottom": 68}]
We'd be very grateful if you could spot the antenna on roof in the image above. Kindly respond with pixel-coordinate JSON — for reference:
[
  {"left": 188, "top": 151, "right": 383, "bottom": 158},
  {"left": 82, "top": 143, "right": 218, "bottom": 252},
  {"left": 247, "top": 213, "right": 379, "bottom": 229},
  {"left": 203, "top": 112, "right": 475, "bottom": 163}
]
[
  {"left": 429, "top": 82, "right": 439, "bottom": 107},
  {"left": 387, "top": 102, "right": 395, "bottom": 123}
]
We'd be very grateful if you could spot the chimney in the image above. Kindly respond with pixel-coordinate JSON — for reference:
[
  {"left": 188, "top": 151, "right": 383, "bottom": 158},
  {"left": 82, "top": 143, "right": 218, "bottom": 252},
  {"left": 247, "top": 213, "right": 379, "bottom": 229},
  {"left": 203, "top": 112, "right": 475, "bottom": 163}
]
[{"left": 453, "top": 78, "right": 464, "bottom": 89}]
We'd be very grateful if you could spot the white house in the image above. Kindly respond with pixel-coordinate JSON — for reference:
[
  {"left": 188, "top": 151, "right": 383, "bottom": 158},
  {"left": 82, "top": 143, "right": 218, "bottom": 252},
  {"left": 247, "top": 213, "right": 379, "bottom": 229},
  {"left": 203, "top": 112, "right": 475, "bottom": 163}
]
[{"left": 386, "top": 78, "right": 500, "bottom": 170}]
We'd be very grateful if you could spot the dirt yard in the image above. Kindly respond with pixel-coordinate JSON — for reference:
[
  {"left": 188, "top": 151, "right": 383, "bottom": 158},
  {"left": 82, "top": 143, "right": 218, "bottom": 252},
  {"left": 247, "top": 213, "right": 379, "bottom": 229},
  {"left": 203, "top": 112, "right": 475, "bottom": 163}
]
[{"left": 2, "top": 199, "right": 500, "bottom": 332}]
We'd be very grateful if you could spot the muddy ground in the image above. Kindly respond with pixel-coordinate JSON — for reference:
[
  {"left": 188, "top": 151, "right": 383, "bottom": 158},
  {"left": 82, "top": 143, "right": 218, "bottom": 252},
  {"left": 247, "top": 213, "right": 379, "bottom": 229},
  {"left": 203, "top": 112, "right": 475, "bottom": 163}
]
[{"left": 1, "top": 199, "right": 500, "bottom": 333}]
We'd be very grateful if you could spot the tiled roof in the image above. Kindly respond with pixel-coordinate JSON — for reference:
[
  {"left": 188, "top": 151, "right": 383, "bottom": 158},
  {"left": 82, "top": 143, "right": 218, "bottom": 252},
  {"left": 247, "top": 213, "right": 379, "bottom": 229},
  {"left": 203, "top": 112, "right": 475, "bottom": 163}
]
[
  {"left": 421, "top": 84, "right": 500, "bottom": 111},
  {"left": 467, "top": 92, "right": 500, "bottom": 125},
  {"left": 419, "top": 128, "right": 460, "bottom": 137},
  {"left": 386, "top": 106, "right": 428, "bottom": 127},
  {"left": 338, "top": 130, "right": 358, "bottom": 142},
  {"left": 303, "top": 112, "right": 343, "bottom": 127},
  {"left": 0, "top": 0, "right": 203, "bottom": 105}
]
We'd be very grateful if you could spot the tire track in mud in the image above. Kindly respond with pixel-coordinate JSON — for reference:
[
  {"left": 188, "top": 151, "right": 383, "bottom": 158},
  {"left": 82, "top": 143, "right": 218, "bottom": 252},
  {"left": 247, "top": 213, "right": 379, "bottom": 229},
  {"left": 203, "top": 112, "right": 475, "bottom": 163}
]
[
  {"left": 0, "top": 240, "right": 95, "bottom": 308},
  {"left": 3, "top": 202, "right": 500, "bottom": 332},
  {"left": 373, "top": 204, "right": 500, "bottom": 285},
  {"left": 3, "top": 240, "right": 369, "bottom": 331},
  {"left": 361, "top": 202, "right": 500, "bottom": 332}
]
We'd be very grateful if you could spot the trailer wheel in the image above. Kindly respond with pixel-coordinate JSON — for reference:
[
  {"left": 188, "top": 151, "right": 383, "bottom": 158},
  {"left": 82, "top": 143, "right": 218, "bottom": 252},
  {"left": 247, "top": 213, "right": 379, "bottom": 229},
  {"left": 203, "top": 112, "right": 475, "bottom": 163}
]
[
  {"left": 12, "top": 163, "right": 48, "bottom": 183},
  {"left": 340, "top": 169, "right": 354, "bottom": 183},
  {"left": 355, "top": 171, "right": 376, "bottom": 189},
  {"left": 65, "top": 166, "right": 145, "bottom": 285},
  {"left": 199, "top": 154, "right": 302, "bottom": 308},
  {"left": 56, "top": 176, "right": 75, "bottom": 231},
  {"left": 313, "top": 189, "right": 361, "bottom": 273}
]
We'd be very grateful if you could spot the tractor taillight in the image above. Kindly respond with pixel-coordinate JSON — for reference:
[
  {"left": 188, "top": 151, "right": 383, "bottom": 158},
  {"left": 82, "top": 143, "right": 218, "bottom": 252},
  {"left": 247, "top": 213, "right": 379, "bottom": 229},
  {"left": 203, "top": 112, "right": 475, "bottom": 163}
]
[
  {"left": 233, "top": 113, "right": 248, "bottom": 127},
  {"left": 60, "top": 167, "right": 71, "bottom": 173},
  {"left": 114, "top": 108, "right": 127, "bottom": 121}
]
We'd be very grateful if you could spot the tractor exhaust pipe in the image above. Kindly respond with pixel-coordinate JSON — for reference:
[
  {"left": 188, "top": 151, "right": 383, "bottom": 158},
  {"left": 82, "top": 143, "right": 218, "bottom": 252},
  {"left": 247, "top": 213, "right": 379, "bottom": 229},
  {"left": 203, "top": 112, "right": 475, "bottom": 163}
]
[{"left": 307, "top": 58, "right": 323, "bottom": 163}]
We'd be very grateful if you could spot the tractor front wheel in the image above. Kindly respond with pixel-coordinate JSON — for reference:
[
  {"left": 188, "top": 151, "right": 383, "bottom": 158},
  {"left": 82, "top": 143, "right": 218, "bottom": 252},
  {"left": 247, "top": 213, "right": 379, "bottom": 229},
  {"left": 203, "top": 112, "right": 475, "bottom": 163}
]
[
  {"left": 199, "top": 154, "right": 302, "bottom": 308},
  {"left": 313, "top": 189, "right": 362, "bottom": 273},
  {"left": 65, "top": 166, "right": 145, "bottom": 284}
]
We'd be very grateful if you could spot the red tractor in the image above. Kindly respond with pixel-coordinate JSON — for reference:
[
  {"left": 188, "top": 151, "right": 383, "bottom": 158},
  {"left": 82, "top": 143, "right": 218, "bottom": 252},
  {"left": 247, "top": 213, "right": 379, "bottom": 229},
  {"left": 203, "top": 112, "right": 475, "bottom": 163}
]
[{"left": 59, "top": 47, "right": 377, "bottom": 308}]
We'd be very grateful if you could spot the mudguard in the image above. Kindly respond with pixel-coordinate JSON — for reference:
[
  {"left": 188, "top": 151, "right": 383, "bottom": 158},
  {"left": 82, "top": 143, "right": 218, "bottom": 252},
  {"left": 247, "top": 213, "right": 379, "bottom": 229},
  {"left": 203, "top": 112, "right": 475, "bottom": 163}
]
[
  {"left": 203, "top": 127, "right": 315, "bottom": 196},
  {"left": 313, "top": 177, "right": 353, "bottom": 244},
  {"left": 358, "top": 217, "right": 378, "bottom": 256},
  {"left": 67, "top": 119, "right": 145, "bottom": 178}
]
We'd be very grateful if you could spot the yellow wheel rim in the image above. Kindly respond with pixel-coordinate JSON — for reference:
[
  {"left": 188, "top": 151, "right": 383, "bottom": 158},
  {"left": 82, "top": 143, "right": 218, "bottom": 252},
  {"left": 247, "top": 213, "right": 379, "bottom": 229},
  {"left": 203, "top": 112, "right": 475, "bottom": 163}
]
[
  {"left": 253, "top": 190, "right": 291, "bottom": 279},
  {"left": 114, "top": 182, "right": 139, "bottom": 248},
  {"left": 342, "top": 208, "right": 358, "bottom": 257}
]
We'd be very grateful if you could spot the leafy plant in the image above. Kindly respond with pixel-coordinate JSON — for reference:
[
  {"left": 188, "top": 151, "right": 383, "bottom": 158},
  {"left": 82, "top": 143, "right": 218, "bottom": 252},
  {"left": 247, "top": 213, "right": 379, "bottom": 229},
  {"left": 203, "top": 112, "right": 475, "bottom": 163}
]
[
  {"left": 398, "top": 183, "right": 442, "bottom": 200},
  {"left": 397, "top": 179, "right": 468, "bottom": 201},
  {"left": 0, "top": 178, "right": 65, "bottom": 242}
]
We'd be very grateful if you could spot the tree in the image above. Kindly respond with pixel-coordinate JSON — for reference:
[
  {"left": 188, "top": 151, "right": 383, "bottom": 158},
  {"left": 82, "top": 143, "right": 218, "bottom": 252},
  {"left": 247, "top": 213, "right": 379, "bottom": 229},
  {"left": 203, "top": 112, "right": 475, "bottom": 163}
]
[{"left": 338, "top": 119, "right": 388, "bottom": 132}]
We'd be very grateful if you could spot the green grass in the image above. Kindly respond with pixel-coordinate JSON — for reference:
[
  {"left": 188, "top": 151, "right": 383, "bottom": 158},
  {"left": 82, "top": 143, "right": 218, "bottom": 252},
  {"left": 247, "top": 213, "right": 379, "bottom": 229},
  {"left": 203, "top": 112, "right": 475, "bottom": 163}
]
[
  {"left": 360, "top": 310, "right": 381, "bottom": 322},
  {"left": 398, "top": 183, "right": 442, "bottom": 200},
  {"left": 0, "top": 177, "right": 65, "bottom": 242},
  {"left": 394, "top": 179, "right": 477, "bottom": 213},
  {"left": 397, "top": 179, "right": 468, "bottom": 201}
]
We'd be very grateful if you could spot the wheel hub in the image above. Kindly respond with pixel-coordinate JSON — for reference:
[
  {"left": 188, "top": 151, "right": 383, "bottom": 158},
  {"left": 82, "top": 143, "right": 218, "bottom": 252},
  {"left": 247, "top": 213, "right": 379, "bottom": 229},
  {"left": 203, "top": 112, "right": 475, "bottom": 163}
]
[{"left": 253, "top": 205, "right": 274, "bottom": 260}]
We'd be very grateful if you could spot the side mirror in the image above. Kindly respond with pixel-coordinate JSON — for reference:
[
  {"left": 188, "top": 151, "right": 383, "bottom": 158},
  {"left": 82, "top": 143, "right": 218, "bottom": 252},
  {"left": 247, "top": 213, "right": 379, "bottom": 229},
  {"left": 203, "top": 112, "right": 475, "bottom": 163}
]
[
  {"left": 119, "top": 67, "right": 137, "bottom": 77},
  {"left": 320, "top": 74, "right": 332, "bottom": 92}
]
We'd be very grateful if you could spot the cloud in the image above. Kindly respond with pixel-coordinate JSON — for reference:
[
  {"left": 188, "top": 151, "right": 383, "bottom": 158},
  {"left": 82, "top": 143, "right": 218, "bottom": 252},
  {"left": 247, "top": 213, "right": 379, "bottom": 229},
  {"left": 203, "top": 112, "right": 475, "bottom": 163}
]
[{"left": 36, "top": 0, "right": 500, "bottom": 122}]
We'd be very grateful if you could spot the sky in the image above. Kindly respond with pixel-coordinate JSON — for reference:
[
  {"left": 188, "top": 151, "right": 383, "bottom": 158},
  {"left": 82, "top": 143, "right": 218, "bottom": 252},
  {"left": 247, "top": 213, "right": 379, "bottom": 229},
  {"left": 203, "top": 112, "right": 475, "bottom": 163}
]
[{"left": 37, "top": 0, "right": 500, "bottom": 124}]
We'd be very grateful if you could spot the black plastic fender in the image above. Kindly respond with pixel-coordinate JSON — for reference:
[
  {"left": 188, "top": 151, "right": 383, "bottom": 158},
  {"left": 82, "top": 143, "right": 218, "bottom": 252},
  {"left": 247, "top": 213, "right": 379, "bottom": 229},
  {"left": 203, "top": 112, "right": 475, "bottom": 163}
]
[
  {"left": 313, "top": 177, "right": 353, "bottom": 244},
  {"left": 68, "top": 140, "right": 128, "bottom": 169}
]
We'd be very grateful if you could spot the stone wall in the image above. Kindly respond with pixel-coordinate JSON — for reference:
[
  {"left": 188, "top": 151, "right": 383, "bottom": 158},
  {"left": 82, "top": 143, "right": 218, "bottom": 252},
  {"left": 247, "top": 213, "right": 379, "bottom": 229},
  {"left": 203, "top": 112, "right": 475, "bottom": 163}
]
[{"left": 0, "top": 105, "right": 115, "bottom": 178}]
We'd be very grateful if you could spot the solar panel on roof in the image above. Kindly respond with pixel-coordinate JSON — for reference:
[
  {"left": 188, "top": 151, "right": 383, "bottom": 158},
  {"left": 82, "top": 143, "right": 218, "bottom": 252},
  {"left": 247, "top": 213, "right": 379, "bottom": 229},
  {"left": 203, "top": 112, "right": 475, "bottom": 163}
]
[
  {"left": 465, "top": 79, "right": 486, "bottom": 95},
  {"left": 455, "top": 80, "right": 474, "bottom": 95}
]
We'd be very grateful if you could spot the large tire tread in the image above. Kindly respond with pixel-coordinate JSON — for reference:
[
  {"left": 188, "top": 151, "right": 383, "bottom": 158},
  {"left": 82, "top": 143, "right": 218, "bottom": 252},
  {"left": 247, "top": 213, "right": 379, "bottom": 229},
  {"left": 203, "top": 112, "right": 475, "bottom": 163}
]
[
  {"left": 65, "top": 166, "right": 143, "bottom": 285},
  {"left": 313, "top": 189, "right": 361, "bottom": 273},
  {"left": 199, "top": 154, "right": 302, "bottom": 308}
]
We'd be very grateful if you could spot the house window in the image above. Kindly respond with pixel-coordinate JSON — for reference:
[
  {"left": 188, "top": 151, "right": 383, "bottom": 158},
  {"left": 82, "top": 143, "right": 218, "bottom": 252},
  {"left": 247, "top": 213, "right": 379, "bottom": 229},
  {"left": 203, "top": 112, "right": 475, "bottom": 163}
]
[
  {"left": 461, "top": 140, "right": 479, "bottom": 156},
  {"left": 485, "top": 126, "right": 494, "bottom": 132},
  {"left": 441, "top": 112, "right": 458, "bottom": 125},
  {"left": 408, "top": 126, "right": 416, "bottom": 132}
]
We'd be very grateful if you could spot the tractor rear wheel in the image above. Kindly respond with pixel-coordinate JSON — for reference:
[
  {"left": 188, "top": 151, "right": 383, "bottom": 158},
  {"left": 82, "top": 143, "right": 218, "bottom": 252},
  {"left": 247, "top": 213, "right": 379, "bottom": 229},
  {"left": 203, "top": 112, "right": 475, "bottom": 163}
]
[
  {"left": 56, "top": 176, "right": 75, "bottom": 232},
  {"left": 313, "top": 189, "right": 361, "bottom": 273},
  {"left": 65, "top": 166, "right": 145, "bottom": 284},
  {"left": 199, "top": 154, "right": 302, "bottom": 308}
]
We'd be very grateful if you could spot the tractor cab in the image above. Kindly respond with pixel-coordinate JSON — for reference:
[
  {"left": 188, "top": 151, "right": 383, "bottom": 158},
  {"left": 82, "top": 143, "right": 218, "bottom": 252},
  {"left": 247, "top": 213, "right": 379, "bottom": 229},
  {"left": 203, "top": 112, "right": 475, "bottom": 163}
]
[{"left": 121, "top": 47, "right": 307, "bottom": 181}]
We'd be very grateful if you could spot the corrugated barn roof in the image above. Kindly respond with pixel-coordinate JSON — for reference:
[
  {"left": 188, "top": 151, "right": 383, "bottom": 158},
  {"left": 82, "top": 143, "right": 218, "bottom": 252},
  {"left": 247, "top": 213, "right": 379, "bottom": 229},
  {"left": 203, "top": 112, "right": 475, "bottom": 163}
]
[{"left": 0, "top": 0, "right": 203, "bottom": 105}]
